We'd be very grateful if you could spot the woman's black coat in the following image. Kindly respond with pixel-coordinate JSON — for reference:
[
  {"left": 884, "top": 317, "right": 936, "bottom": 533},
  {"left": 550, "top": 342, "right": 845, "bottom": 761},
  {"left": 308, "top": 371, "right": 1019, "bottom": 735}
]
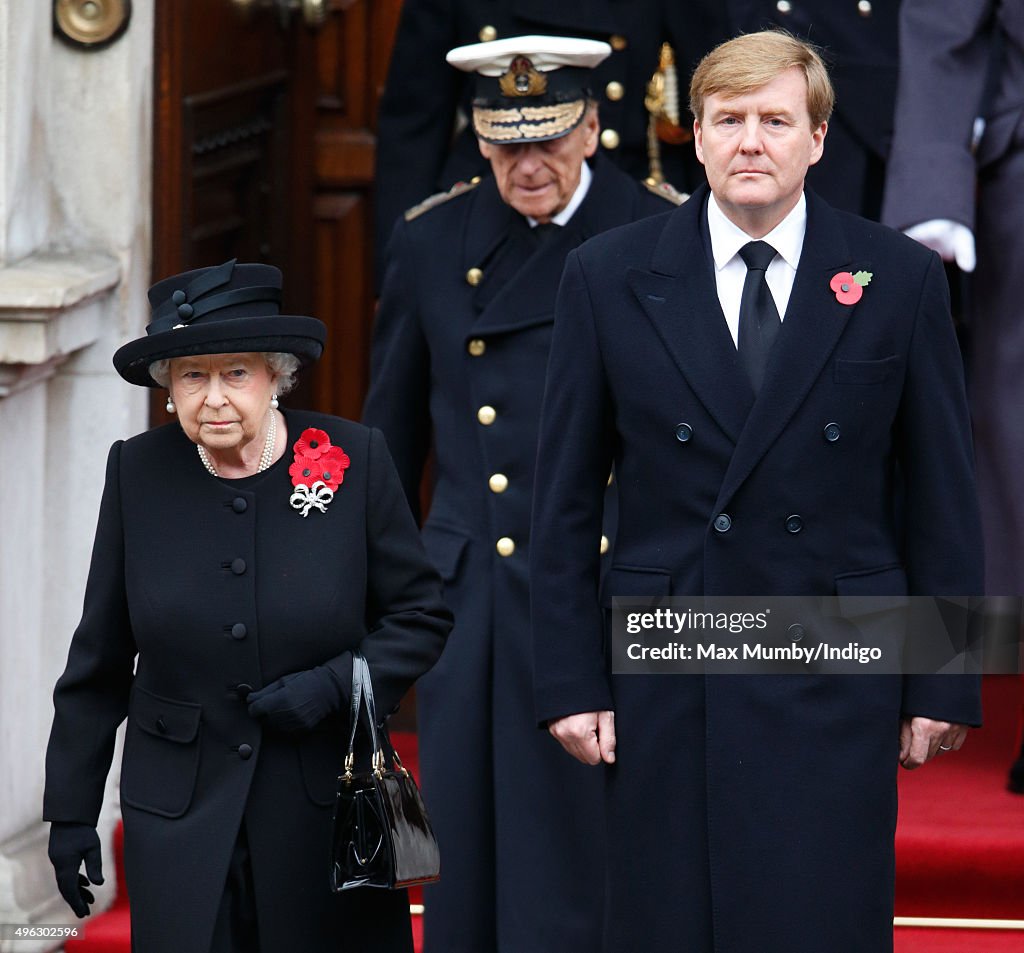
[{"left": 44, "top": 409, "right": 452, "bottom": 953}]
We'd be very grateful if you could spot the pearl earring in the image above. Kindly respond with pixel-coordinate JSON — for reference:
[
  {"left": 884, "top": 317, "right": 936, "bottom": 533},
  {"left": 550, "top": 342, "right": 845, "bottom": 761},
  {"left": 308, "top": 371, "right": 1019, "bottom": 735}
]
[
  {"left": 166, "top": 396, "right": 176, "bottom": 414},
  {"left": 270, "top": 394, "right": 279, "bottom": 410}
]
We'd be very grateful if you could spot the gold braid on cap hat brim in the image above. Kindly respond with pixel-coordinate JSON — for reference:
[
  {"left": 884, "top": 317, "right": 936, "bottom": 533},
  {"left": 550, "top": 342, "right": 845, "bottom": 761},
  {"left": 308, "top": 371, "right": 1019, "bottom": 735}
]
[{"left": 473, "top": 100, "right": 585, "bottom": 142}]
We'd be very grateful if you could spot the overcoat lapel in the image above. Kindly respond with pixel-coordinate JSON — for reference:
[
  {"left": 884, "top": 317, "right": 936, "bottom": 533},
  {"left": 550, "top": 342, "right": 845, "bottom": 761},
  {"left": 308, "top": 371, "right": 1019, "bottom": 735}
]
[
  {"left": 627, "top": 184, "right": 754, "bottom": 444},
  {"left": 714, "top": 190, "right": 872, "bottom": 511},
  {"left": 470, "top": 158, "right": 639, "bottom": 336}
]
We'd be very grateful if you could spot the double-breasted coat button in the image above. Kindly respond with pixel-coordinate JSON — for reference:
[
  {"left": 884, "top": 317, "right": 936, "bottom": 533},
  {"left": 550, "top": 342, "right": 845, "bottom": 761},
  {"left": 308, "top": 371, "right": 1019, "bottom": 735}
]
[
  {"left": 675, "top": 422, "right": 693, "bottom": 442},
  {"left": 714, "top": 514, "right": 732, "bottom": 533},
  {"left": 466, "top": 267, "right": 484, "bottom": 286},
  {"left": 156, "top": 717, "right": 168, "bottom": 734},
  {"left": 232, "top": 497, "right": 248, "bottom": 513},
  {"left": 479, "top": 24, "right": 497, "bottom": 41},
  {"left": 609, "top": 34, "right": 627, "bottom": 50},
  {"left": 235, "top": 683, "right": 254, "bottom": 699},
  {"left": 477, "top": 405, "right": 496, "bottom": 425},
  {"left": 776, "top": 0, "right": 792, "bottom": 12},
  {"left": 789, "top": 623, "right": 806, "bottom": 641},
  {"left": 600, "top": 535, "right": 610, "bottom": 555},
  {"left": 785, "top": 515, "right": 803, "bottom": 534},
  {"left": 496, "top": 537, "right": 515, "bottom": 557},
  {"left": 231, "top": 623, "right": 247, "bottom": 640},
  {"left": 857, "top": 0, "right": 872, "bottom": 15},
  {"left": 605, "top": 81, "right": 625, "bottom": 101},
  {"left": 489, "top": 473, "right": 509, "bottom": 493},
  {"left": 600, "top": 128, "right": 621, "bottom": 150},
  {"left": 468, "top": 338, "right": 486, "bottom": 356},
  {"left": 237, "top": 743, "right": 253, "bottom": 760},
  {"left": 823, "top": 422, "right": 841, "bottom": 442},
  {"left": 230, "top": 558, "right": 246, "bottom": 575}
]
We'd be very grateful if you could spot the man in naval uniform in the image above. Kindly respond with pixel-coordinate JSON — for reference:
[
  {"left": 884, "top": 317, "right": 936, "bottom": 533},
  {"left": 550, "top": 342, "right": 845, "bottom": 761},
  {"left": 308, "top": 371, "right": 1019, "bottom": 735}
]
[
  {"left": 363, "top": 35, "right": 682, "bottom": 953},
  {"left": 531, "top": 31, "right": 983, "bottom": 953}
]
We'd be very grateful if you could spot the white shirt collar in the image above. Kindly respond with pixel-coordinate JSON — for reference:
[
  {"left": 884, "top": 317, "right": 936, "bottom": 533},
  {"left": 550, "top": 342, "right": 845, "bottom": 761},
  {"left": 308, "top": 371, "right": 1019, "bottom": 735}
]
[
  {"left": 528, "top": 159, "right": 592, "bottom": 228},
  {"left": 706, "top": 191, "right": 807, "bottom": 272}
]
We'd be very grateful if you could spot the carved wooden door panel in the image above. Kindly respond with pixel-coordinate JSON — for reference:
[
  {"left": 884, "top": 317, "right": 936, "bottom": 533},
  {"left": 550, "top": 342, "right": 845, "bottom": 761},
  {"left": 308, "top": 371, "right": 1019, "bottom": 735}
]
[{"left": 152, "top": 0, "right": 402, "bottom": 422}]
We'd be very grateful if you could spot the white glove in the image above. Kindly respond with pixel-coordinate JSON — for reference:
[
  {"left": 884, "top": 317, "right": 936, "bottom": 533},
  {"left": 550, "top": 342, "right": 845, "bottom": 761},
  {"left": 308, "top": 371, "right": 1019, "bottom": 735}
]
[{"left": 904, "top": 219, "right": 976, "bottom": 272}]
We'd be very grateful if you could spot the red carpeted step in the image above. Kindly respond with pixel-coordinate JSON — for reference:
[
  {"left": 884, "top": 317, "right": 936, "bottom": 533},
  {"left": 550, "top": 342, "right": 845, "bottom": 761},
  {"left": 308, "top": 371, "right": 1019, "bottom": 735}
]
[
  {"left": 895, "top": 926, "right": 1024, "bottom": 953},
  {"left": 895, "top": 676, "right": 1024, "bottom": 923}
]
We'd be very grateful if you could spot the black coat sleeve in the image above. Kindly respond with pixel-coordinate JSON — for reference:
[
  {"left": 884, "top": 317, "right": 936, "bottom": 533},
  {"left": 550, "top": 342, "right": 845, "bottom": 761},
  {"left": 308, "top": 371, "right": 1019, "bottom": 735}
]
[{"left": 44, "top": 442, "right": 138, "bottom": 825}]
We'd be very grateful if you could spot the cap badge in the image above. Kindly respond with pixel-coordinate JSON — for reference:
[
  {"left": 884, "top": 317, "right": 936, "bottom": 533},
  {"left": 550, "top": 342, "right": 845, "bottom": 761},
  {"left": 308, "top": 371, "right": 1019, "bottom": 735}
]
[{"left": 499, "top": 56, "right": 547, "bottom": 97}]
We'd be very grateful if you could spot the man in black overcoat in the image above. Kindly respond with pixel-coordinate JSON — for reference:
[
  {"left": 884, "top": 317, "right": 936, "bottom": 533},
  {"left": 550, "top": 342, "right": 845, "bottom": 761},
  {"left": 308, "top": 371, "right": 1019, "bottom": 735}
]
[
  {"left": 531, "top": 31, "right": 984, "bottom": 953},
  {"left": 364, "top": 35, "right": 683, "bottom": 953}
]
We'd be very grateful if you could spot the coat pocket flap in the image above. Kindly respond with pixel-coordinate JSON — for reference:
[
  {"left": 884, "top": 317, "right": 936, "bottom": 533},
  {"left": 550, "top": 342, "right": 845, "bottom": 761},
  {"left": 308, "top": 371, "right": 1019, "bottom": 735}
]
[
  {"left": 600, "top": 566, "right": 672, "bottom": 608},
  {"left": 130, "top": 686, "right": 202, "bottom": 744},
  {"left": 834, "top": 565, "right": 908, "bottom": 617},
  {"left": 834, "top": 355, "right": 901, "bottom": 384}
]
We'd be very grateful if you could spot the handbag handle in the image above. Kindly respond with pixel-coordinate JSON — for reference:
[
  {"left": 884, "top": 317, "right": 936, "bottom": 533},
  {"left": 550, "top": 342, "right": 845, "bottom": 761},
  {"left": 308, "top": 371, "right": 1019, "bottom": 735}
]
[{"left": 343, "top": 653, "right": 386, "bottom": 780}]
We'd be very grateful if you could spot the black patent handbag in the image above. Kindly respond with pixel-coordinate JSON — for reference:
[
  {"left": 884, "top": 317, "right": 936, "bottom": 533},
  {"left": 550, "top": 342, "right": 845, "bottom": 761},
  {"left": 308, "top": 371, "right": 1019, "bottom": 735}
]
[{"left": 330, "top": 653, "right": 441, "bottom": 891}]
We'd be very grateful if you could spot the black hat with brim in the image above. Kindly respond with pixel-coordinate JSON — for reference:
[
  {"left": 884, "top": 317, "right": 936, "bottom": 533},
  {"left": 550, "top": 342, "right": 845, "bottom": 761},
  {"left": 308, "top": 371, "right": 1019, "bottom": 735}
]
[{"left": 113, "top": 259, "right": 326, "bottom": 387}]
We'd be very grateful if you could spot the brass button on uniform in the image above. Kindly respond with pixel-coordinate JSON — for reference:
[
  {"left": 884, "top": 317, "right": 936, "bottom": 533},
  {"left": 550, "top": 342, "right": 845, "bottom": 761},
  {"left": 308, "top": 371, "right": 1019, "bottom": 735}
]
[
  {"left": 609, "top": 34, "right": 627, "bottom": 51},
  {"left": 600, "top": 128, "right": 621, "bottom": 150},
  {"left": 605, "top": 81, "right": 625, "bottom": 101},
  {"left": 496, "top": 537, "right": 516, "bottom": 557},
  {"left": 477, "top": 405, "right": 497, "bottom": 425},
  {"left": 479, "top": 24, "right": 497, "bottom": 41},
  {"left": 489, "top": 473, "right": 509, "bottom": 494},
  {"left": 468, "top": 338, "right": 486, "bottom": 356},
  {"left": 600, "top": 535, "right": 610, "bottom": 555},
  {"left": 776, "top": 0, "right": 792, "bottom": 12},
  {"left": 857, "top": 0, "right": 872, "bottom": 15},
  {"left": 607, "top": 470, "right": 614, "bottom": 487},
  {"left": 466, "top": 267, "right": 484, "bottom": 286},
  {"left": 470, "top": 175, "right": 482, "bottom": 184}
]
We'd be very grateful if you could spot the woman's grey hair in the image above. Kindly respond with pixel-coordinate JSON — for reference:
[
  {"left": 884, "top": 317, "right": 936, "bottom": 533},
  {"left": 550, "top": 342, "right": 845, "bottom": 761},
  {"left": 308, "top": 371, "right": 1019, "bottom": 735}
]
[{"left": 149, "top": 352, "right": 301, "bottom": 396}]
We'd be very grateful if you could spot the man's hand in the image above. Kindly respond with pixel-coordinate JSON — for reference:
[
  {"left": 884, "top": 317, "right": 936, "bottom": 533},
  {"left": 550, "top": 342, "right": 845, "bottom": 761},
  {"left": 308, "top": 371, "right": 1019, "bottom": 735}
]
[
  {"left": 548, "top": 711, "right": 616, "bottom": 765},
  {"left": 899, "top": 716, "right": 969, "bottom": 769},
  {"left": 904, "top": 219, "right": 976, "bottom": 272}
]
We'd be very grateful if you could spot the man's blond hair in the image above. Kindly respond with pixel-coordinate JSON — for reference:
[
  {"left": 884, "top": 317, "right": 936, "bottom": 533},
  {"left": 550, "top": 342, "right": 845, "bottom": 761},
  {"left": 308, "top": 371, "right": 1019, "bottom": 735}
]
[{"left": 689, "top": 30, "right": 834, "bottom": 128}]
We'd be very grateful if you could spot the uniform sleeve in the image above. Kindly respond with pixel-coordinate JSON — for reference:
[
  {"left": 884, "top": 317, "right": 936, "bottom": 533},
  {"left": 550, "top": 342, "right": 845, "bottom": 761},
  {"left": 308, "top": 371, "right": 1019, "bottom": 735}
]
[
  {"left": 373, "top": 0, "right": 462, "bottom": 278},
  {"left": 897, "top": 252, "right": 985, "bottom": 724},
  {"left": 362, "top": 218, "right": 434, "bottom": 522},
  {"left": 881, "top": 0, "right": 995, "bottom": 231},
  {"left": 530, "top": 248, "right": 617, "bottom": 724},
  {"left": 44, "top": 441, "right": 138, "bottom": 825},
  {"left": 357, "top": 427, "right": 453, "bottom": 717}
]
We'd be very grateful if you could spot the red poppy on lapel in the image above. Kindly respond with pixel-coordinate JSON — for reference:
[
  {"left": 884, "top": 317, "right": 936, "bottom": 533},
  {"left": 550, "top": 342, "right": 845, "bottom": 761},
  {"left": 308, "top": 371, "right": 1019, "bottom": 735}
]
[
  {"left": 289, "top": 428, "right": 350, "bottom": 517},
  {"left": 830, "top": 270, "right": 872, "bottom": 305}
]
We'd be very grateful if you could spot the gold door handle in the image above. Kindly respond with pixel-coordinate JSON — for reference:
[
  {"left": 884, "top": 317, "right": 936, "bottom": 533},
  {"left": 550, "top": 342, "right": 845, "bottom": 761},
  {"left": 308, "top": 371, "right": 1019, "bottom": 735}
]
[{"left": 230, "top": 0, "right": 328, "bottom": 30}]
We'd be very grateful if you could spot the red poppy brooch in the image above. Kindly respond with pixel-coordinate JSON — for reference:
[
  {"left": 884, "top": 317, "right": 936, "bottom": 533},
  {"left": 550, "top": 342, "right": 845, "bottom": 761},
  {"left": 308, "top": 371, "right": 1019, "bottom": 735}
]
[
  {"left": 830, "top": 270, "right": 872, "bottom": 305},
  {"left": 288, "top": 428, "right": 350, "bottom": 517}
]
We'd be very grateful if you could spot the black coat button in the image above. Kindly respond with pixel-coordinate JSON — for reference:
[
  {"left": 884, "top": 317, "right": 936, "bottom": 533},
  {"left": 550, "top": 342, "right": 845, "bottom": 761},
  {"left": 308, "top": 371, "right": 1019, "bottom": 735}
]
[
  {"left": 713, "top": 514, "right": 732, "bottom": 533},
  {"left": 231, "top": 558, "right": 246, "bottom": 575},
  {"left": 823, "top": 423, "right": 841, "bottom": 442},
  {"left": 231, "top": 623, "right": 247, "bottom": 640},
  {"left": 235, "top": 683, "right": 254, "bottom": 700},
  {"left": 156, "top": 717, "right": 168, "bottom": 734},
  {"left": 785, "top": 515, "right": 803, "bottom": 534},
  {"left": 675, "top": 422, "right": 693, "bottom": 442},
  {"left": 789, "top": 623, "right": 805, "bottom": 641},
  {"left": 232, "top": 497, "right": 248, "bottom": 513},
  {"left": 238, "top": 744, "right": 253, "bottom": 760}
]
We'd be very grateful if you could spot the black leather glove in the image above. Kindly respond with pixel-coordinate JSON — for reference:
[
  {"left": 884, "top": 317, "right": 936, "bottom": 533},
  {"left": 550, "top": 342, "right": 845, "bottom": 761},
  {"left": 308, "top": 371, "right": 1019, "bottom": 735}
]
[
  {"left": 48, "top": 822, "right": 103, "bottom": 918},
  {"left": 247, "top": 666, "right": 345, "bottom": 733}
]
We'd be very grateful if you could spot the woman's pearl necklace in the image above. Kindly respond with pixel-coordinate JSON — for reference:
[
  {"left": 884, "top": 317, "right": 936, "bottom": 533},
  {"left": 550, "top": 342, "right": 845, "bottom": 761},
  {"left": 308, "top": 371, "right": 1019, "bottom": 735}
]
[{"left": 197, "top": 408, "right": 277, "bottom": 477}]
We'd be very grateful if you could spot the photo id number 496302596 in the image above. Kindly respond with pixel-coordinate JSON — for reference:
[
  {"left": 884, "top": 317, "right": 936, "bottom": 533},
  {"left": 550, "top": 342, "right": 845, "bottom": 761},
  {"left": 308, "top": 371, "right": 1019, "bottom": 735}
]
[{"left": 1, "top": 924, "right": 80, "bottom": 940}]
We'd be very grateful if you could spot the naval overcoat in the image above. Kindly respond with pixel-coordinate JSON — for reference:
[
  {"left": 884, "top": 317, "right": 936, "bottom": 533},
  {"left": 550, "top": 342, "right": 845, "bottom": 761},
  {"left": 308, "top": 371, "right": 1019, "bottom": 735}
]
[
  {"left": 363, "top": 156, "right": 680, "bottom": 953},
  {"left": 44, "top": 409, "right": 452, "bottom": 953},
  {"left": 531, "top": 185, "right": 984, "bottom": 953}
]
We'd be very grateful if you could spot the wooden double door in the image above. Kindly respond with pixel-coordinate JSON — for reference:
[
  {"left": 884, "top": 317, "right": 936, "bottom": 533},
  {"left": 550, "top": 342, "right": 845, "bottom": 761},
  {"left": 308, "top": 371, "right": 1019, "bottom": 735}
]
[{"left": 152, "top": 0, "right": 402, "bottom": 421}]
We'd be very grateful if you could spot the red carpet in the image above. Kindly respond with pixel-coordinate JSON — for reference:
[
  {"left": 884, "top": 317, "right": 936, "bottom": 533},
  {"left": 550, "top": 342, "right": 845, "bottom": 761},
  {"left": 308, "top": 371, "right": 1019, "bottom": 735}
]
[
  {"left": 64, "top": 686, "right": 1024, "bottom": 952},
  {"left": 894, "top": 675, "right": 1024, "bottom": 952}
]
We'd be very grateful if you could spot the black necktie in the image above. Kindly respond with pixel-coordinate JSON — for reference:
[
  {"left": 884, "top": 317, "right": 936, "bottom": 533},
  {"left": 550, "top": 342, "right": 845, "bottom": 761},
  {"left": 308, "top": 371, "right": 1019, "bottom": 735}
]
[
  {"left": 737, "top": 240, "right": 781, "bottom": 395},
  {"left": 532, "top": 222, "right": 561, "bottom": 244}
]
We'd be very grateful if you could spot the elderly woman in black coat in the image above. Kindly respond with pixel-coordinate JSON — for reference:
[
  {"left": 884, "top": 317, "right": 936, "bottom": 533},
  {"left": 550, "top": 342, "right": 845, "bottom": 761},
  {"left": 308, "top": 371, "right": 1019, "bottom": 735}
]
[{"left": 43, "top": 260, "right": 452, "bottom": 953}]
